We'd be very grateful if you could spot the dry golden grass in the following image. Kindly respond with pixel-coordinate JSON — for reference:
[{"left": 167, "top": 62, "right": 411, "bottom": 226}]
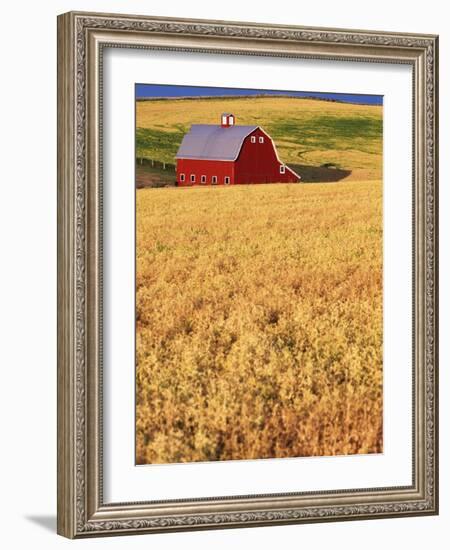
[{"left": 136, "top": 181, "right": 383, "bottom": 464}]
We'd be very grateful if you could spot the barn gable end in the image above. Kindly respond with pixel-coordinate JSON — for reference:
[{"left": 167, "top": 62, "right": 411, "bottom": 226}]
[{"left": 234, "top": 128, "right": 300, "bottom": 184}]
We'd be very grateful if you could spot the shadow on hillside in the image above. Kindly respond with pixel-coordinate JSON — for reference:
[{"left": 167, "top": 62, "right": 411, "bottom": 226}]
[
  {"left": 136, "top": 160, "right": 176, "bottom": 188},
  {"left": 289, "top": 164, "right": 351, "bottom": 183},
  {"left": 136, "top": 160, "right": 352, "bottom": 188}
]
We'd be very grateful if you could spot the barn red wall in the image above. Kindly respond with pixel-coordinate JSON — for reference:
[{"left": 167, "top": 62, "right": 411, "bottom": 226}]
[
  {"left": 235, "top": 128, "right": 299, "bottom": 184},
  {"left": 176, "top": 159, "right": 234, "bottom": 186},
  {"left": 176, "top": 127, "right": 300, "bottom": 186}
]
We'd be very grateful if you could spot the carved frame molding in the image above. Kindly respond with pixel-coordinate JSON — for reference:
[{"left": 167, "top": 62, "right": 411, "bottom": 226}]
[{"left": 57, "top": 11, "right": 438, "bottom": 538}]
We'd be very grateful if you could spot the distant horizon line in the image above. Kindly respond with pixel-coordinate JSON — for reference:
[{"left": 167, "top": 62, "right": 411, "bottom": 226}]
[
  {"left": 135, "top": 84, "right": 383, "bottom": 106},
  {"left": 136, "top": 93, "right": 381, "bottom": 107}
]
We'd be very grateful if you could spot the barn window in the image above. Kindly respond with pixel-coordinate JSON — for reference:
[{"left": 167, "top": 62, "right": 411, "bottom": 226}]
[
  {"left": 190, "top": 174, "right": 196, "bottom": 183},
  {"left": 224, "top": 176, "right": 230, "bottom": 184},
  {"left": 201, "top": 175, "right": 206, "bottom": 184},
  {"left": 251, "top": 136, "right": 256, "bottom": 143},
  {"left": 280, "top": 165, "right": 286, "bottom": 174},
  {"left": 259, "top": 136, "right": 264, "bottom": 143},
  {"left": 212, "top": 176, "right": 218, "bottom": 184},
  {"left": 180, "top": 173, "right": 185, "bottom": 182}
]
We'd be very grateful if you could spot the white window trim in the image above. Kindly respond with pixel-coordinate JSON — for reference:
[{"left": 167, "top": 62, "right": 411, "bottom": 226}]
[
  {"left": 180, "top": 173, "right": 185, "bottom": 182},
  {"left": 280, "top": 165, "right": 286, "bottom": 174},
  {"left": 190, "top": 174, "right": 196, "bottom": 183},
  {"left": 201, "top": 175, "right": 206, "bottom": 183},
  {"left": 224, "top": 176, "right": 230, "bottom": 184},
  {"left": 259, "top": 136, "right": 264, "bottom": 143},
  {"left": 212, "top": 176, "right": 218, "bottom": 184},
  {"left": 251, "top": 136, "right": 256, "bottom": 143}
]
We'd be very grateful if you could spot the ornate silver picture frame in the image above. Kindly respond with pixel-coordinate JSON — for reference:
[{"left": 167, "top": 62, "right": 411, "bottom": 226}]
[{"left": 57, "top": 11, "right": 438, "bottom": 538}]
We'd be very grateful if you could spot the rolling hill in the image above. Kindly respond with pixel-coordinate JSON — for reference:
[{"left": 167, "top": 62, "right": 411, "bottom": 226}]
[{"left": 136, "top": 96, "right": 382, "bottom": 183}]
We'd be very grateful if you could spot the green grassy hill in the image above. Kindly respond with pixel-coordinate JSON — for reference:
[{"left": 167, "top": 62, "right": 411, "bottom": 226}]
[{"left": 136, "top": 96, "right": 382, "bottom": 182}]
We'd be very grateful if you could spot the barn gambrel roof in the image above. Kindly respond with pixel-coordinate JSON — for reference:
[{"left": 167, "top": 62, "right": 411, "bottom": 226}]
[{"left": 175, "top": 124, "right": 258, "bottom": 161}]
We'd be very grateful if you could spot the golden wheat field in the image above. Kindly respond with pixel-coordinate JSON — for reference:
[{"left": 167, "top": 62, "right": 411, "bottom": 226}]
[{"left": 136, "top": 181, "right": 383, "bottom": 464}]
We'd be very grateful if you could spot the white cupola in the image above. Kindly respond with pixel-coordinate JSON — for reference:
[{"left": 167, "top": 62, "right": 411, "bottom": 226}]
[{"left": 221, "top": 113, "right": 235, "bottom": 128}]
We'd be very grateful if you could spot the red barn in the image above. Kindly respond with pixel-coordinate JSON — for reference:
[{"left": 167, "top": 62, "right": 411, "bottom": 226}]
[{"left": 175, "top": 113, "right": 301, "bottom": 186}]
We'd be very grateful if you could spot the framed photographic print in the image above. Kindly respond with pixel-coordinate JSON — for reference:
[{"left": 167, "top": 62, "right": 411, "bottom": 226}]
[{"left": 57, "top": 11, "right": 439, "bottom": 538}]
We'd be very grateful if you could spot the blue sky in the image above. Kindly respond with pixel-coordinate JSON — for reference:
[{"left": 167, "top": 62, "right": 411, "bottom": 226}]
[{"left": 135, "top": 84, "right": 382, "bottom": 105}]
